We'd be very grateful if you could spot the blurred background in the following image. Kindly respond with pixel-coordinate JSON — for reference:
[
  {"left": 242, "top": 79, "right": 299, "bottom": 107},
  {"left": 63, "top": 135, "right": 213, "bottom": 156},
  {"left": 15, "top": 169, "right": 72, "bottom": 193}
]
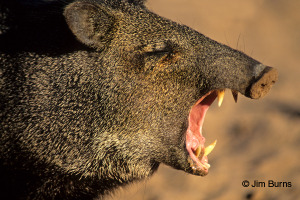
[{"left": 108, "top": 0, "right": 300, "bottom": 199}]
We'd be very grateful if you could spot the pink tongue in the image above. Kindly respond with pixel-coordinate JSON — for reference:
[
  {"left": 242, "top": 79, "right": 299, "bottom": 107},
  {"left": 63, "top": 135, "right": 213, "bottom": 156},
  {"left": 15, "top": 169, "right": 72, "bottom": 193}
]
[{"left": 186, "top": 91, "right": 218, "bottom": 153}]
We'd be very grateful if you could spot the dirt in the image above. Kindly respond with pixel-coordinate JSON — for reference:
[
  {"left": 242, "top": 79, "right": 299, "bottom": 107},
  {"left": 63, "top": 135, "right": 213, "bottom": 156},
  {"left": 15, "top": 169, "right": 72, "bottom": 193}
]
[{"left": 106, "top": 0, "right": 300, "bottom": 199}]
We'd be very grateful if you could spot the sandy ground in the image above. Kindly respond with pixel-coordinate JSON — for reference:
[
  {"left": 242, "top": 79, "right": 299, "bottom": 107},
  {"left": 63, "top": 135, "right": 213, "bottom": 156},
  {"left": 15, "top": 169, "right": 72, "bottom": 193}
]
[{"left": 107, "top": 0, "right": 300, "bottom": 199}]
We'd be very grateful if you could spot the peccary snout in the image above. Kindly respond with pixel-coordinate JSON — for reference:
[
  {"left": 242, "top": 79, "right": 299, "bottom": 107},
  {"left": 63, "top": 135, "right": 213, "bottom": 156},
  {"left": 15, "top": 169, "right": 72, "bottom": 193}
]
[{"left": 186, "top": 33, "right": 278, "bottom": 100}]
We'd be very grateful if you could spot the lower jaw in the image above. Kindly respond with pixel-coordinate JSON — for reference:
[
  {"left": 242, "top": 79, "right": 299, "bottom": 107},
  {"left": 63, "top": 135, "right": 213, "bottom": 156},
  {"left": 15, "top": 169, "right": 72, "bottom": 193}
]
[{"left": 187, "top": 157, "right": 209, "bottom": 176}]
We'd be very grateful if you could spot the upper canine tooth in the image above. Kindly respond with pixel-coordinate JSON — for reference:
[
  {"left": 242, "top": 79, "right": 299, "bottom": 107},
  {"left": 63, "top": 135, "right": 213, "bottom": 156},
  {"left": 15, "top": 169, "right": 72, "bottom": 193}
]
[
  {"left": 217, "top": 90, "right": 225, "bottom": 107},
  {"left": 204, "top": 140, "right": 217, "bottom": 156},
  {"left": 231, "top": 90, "right": 238, "bottom": 103}
]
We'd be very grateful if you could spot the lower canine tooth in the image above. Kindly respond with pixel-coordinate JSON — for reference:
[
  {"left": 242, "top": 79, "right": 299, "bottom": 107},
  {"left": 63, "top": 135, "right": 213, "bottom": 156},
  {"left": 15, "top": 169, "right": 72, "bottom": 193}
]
[
  {"left": 195, "top": 146, "right": 201, "bottom": 157},
  {"left": 204, "top": 140, "right": 217, "bottom": 156},
  {"left": 217, "top": 90, "right": 225, "bottom": 107}
]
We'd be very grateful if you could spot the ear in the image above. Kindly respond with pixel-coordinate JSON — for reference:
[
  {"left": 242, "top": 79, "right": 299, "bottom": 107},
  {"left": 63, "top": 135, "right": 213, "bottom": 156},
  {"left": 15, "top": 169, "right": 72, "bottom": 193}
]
[{"left": 64, "top": 2, "right": 116, "bottom": 49}]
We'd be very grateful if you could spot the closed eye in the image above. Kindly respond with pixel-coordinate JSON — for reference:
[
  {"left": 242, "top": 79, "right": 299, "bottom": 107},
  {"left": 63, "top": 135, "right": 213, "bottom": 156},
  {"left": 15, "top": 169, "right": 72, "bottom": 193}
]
[
  {"left": 142, "top": 41, "right": 181, "bottom": 71},
  {"left": 143, "top": 41, "right": 172, "bottom": 57},
  {"left": 144, "top": 49, "right": 170, "bottom": 57}
]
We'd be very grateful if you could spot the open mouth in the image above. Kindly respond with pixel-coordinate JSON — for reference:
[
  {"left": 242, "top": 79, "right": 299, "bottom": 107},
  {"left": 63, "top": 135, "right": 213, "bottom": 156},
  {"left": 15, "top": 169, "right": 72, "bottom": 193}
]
[{"left": 186, "top": 89, "right": 238, "bottom": 176}]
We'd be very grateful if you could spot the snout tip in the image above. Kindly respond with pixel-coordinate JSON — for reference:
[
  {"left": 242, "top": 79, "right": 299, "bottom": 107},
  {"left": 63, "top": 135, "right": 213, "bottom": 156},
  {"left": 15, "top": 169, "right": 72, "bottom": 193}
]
[{"left": 248, "top": 66, "right": 278, "bottom": 99}]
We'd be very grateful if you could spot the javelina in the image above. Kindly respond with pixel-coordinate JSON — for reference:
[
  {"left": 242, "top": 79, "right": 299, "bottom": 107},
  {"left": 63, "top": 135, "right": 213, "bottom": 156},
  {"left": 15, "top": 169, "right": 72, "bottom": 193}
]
[{"left": 0, "top": 0, "right": 278, "bottom": 199}]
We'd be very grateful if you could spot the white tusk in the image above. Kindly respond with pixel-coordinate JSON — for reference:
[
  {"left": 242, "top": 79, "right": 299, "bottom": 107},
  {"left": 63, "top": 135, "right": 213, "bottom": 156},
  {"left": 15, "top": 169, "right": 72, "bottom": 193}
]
[{"left": 204, "top": 140, "right": 217, "bottom": 156}]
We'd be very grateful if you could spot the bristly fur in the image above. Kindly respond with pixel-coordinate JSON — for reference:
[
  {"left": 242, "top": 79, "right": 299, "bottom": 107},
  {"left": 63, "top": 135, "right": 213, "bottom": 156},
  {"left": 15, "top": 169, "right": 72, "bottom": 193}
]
[{"left": 0, "top": 0, "right": 276, "bottom": 199}]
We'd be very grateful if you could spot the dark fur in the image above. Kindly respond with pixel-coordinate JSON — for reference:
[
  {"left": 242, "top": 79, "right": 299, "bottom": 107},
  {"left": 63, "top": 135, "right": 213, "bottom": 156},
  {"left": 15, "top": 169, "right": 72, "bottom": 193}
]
[{"left": 0, "top": 0, "right": 275, "bottom": 199}]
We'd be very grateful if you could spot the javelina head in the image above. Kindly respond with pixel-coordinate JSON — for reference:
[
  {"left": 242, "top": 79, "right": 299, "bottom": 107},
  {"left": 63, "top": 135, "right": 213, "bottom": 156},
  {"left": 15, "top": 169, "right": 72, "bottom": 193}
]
[{"left": 63, "top": 0, "right": 277, "bottom": 178}]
